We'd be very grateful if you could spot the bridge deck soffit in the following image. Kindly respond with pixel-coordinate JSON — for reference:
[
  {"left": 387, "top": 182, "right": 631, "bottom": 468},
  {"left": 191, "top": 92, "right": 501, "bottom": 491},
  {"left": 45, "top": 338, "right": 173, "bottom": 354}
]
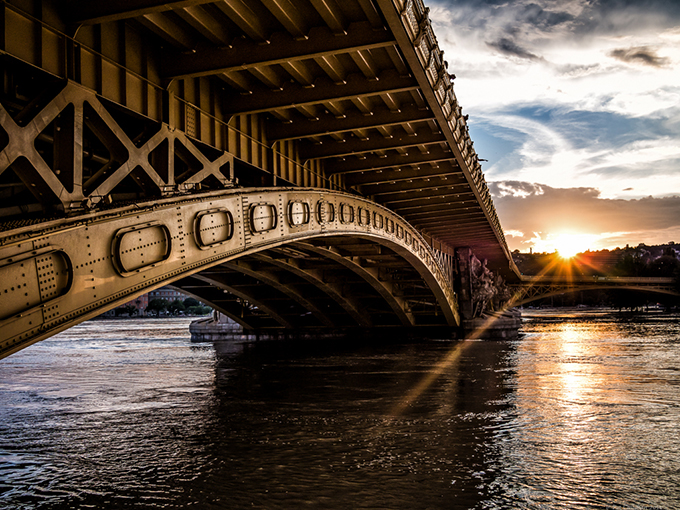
[{"left": 0, "top": 0, "right": 518, "bottom": 277}]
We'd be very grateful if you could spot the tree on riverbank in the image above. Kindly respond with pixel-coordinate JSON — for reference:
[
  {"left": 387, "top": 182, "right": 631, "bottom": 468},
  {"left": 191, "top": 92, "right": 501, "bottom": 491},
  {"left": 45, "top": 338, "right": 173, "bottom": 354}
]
[
  {"left": 513, "top": 243, "right": 680, "bottom": 309},
  {"left": 167, "top": 299, "right": 185, "bottom": 315},
  {"left": 146, "top": 298, "right": 168, "bottom": 316},
  {"left": 115, "top": 305, "right": 137, "bottom": 317}
]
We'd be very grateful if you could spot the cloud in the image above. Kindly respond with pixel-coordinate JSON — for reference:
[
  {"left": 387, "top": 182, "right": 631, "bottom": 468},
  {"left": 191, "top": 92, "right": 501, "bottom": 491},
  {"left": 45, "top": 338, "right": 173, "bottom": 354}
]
[
  {"left": 487, "top": 38, "right": 543, "bottom": 60},
  {"left": 489, "top": 181, "right": 680, "bottom": 249},
  {"left": 470, "top": 108, "right": 680, "bottom": 198},
  {"left": 608, "top": 46, "right": 670, "bottom": 67},
  {"left": 427, "top": 0, "right": 680, "bottom": 248}
]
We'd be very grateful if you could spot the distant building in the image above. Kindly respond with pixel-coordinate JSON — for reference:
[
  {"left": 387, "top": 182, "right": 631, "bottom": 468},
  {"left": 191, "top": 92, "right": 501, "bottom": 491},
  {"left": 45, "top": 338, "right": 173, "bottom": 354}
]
[
  {"left": 111, "top": 286, "right": 190, "bottom": 316},
  {"left": 147, "top": 287, "right": 186, "bottom": 302}
]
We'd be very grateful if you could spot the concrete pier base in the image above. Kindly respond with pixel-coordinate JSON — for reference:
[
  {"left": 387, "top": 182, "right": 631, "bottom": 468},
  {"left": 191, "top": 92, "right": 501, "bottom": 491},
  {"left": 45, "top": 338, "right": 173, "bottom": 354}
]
[
  {"left": 190, "top": 314, "right": 244, "bottom": 342},
  {"left": 462, "top": 309, "right": 522, "bottom": 339},
  {"left": 191, "top": 310, "right": 522, "bottom": 345}
]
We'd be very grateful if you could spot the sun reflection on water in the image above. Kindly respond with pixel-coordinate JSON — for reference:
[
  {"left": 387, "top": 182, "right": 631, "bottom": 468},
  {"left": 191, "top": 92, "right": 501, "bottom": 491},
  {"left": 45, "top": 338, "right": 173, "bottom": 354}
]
[{"left": 493, "top": 312, "right": 680, "bottom": 508}]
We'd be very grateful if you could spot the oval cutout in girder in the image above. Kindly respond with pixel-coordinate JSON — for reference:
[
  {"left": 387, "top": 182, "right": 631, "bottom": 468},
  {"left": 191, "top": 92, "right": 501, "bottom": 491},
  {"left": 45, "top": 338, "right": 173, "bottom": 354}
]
[
  {"left": 358, "top": 207, "right": 370, "bottom": 226},
  {"left": 373, "top": 212, "right": 384, "bottom": 229},
  {"left": 0, "top": 249, "right": 72, "bottom": 321},
  {"left": 195, "top": 209, "right": 234, "bottom": 248},
  {"left": 250, "top": 203, "right": 277, "bottom": 233},
  {"left": 114, "top": 224, "right": 171, "bottom": 274},
  {"left": 288, "top": 201, "right": 310, "bottom": 226},
  {"left": 340, "top": 203, "right": 354, "bottom": 224},
  {"left": 316, "top": 200, "right": 335, "bottom": 224}
]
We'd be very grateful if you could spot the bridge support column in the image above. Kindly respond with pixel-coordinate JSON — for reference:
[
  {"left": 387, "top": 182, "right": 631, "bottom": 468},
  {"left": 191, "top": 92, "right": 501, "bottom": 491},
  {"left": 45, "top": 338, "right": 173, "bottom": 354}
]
[
  {"left": 456, "top": 247, "right": 521, "bottom": 339},
  {"left": 455, "top": 247, "right": 474, "bottom": 321}
]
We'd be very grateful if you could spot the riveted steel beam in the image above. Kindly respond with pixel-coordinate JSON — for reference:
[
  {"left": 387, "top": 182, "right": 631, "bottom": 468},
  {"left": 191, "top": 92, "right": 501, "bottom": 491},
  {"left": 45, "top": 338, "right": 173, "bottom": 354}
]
[
  {"left": 66, "top": 0, "right": 216, "bottom": 25},
  {"left": 169, "top": 275, "right": 259, "bottom": 330},
  {"left": 193, "top": 273, "right": 296, "bottom": 328},
  {"left": 390, "top": 197, "right": 477, "bottom": 215},
  {"left": 267, "top": 103, "right": 433, "bottom": 142},
  {"left": 300, "top": 128, "right": 444, "bottom": 160},
  {"left": 379, "top": 185, "right": 478, "bottom": 204},
  {"left": 176, "top": 5, "right": 233, "bottom": 45},
  {"left": 362, "top": 176, "right": 467, "bottom": 195},
  {"left": 404, "top": 208, "right": 481, "bottom": 220},
  {"left": 260, "top": 0, "right": 308, "bottom": 40},
  {"left": 222, "top": 70, "right": 419, "bottom": 116},
  {"left": 295, "top": 242, "right": 416, "bottom": 326},
  {"left": 343, "top": 161, "right": 460, "bottom": 186},
  {"left": 222, "top": 259, "right": 336, "bottom": 327},
  {"left": 411, "top": 214, "right": 492, "bottom": 226},
  {"left": 138, "top": 12, "right": 200, "bottom": 50},
  {"left": 388, "top": 192, "right": 481, "bottom": 208},
  {"left": 250, "top": 252, "right": 373, "bottom": 327},
  {"left": 324, "top": 144, "right": 454, "bottom": 175},
  {"left": 163, "top": 22, "right": 394, "bottom": 79}
]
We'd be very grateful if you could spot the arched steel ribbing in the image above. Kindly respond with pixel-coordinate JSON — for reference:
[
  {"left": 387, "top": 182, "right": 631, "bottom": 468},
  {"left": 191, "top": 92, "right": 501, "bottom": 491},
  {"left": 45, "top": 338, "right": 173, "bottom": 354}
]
[{"left": 0, "top": 188, "right": 459, "bottom": 359}]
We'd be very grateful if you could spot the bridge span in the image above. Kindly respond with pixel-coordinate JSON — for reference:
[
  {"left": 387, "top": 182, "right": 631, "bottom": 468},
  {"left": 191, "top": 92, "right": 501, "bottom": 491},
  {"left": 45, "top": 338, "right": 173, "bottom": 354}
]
[
  {"left": 0, "top": 0, "right": 522, "bottom": 357},
  {"left": 509, "top": 275, "right": 679, "bottom": 308}
]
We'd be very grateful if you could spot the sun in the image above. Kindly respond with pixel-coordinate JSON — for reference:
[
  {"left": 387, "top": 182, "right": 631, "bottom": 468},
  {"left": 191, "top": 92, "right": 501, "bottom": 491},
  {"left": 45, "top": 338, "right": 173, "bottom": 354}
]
[{"left": 551, "top": 233, "right": 595, "bottom": 259}]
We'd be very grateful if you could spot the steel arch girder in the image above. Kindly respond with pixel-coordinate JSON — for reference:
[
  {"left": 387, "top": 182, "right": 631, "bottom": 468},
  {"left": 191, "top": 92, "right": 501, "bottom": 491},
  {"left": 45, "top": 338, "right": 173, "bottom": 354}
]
[
  {"left": 192, "top": 273, "right": 295, "bottom": 328},
  {"left": 220, "top": 259, "right": 337, "bottom": 327},
  {"left": 0, "top": 187, "right": 458, "bottom": 359},
  {"left": 249, "top": 252, "right": 373, "bottom": 327},
  {"left": 166, "top": 279, "right": 257, "bottom": 330},
  {"left": 295, "top": 242, "right": 415, "bottom": 326}
]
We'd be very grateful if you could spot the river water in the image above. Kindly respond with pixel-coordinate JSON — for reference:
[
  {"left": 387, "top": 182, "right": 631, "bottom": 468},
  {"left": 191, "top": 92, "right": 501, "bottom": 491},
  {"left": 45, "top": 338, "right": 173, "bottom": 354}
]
[{"left": 0, "top": 310, "right": 678, "bottom": 509}]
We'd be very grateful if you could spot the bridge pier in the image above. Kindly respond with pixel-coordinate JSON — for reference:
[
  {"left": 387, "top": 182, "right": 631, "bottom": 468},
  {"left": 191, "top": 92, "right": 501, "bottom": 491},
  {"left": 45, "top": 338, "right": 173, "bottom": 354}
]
[
  {"left": 189, "top": 311, "right": 465, "bottom": 344},
  {"left": 456, "top": 247, "right": 521, "bottom": 339}
]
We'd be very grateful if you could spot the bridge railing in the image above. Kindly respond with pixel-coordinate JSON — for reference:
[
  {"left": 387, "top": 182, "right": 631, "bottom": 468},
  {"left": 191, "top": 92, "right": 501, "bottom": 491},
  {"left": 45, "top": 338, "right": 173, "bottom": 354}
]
[{"left": 393, "top": 0, "right": 506, "bottom": 248}]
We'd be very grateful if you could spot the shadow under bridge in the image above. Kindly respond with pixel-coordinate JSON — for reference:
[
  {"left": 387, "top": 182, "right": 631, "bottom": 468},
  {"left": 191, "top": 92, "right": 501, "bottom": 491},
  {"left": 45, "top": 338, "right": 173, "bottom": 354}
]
[{"left": 0, "top": 188, "right": 458, "bottom": 359}]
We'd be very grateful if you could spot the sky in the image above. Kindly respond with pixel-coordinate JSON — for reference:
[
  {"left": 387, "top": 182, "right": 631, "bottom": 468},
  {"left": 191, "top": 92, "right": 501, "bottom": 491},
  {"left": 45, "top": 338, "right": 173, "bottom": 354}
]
[{"left": 428, "top": 0, "right": 680, "bottom": 253}]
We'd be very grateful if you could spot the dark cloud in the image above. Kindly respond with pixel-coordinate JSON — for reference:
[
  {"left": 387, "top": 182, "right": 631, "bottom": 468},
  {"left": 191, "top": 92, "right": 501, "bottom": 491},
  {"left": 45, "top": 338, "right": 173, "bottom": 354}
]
[
  {"left": 608, "top": 46, "right": 670, "bottom": 67},
  {"left": 487, "top": 38, "right": 542, "bottom": 60},
  {"left": 432, "top": 0, "right": 680, "bottom": 46},
  {"left": 572, "top": 0, "right": 680, "bottom": 36},
  {"left": 489, "top": 181, "right": 680, "bottom": 240},
  {"left": 516, "top": 3, "right": 575, "bottom": 31}
]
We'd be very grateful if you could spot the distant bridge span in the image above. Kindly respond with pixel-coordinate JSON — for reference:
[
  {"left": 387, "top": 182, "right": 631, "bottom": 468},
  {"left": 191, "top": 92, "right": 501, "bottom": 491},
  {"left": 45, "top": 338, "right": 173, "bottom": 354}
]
[{"left": 509, "top": 276, "right": 679, "bottom": 307}]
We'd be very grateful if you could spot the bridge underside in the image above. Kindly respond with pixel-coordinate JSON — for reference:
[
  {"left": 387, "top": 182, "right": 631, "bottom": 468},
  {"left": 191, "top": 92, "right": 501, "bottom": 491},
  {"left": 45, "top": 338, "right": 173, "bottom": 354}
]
[
  {"left": 0, "top": 0, "right": 516, "bottom": 277},
  {"left": 0, "top": 0, "right": 525, "bottom": 357},
  {"left": 0, "top": 187, "right": 459, "bottom": 359},
  {"left": 175, "top": 235, "right": 455, "bottom": 330}
]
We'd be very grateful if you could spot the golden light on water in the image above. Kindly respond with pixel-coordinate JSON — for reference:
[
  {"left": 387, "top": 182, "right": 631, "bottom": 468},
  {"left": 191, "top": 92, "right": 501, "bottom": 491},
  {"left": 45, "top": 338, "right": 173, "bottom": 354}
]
[{"left": 388, "top": 341, "right": 471, "bottom": 417}]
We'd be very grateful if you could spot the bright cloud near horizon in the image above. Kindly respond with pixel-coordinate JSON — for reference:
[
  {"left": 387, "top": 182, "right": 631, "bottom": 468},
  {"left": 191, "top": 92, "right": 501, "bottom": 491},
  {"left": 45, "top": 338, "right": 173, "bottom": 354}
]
[{"left": 428, "top": 0, "right": 680, "bottom": 252}]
